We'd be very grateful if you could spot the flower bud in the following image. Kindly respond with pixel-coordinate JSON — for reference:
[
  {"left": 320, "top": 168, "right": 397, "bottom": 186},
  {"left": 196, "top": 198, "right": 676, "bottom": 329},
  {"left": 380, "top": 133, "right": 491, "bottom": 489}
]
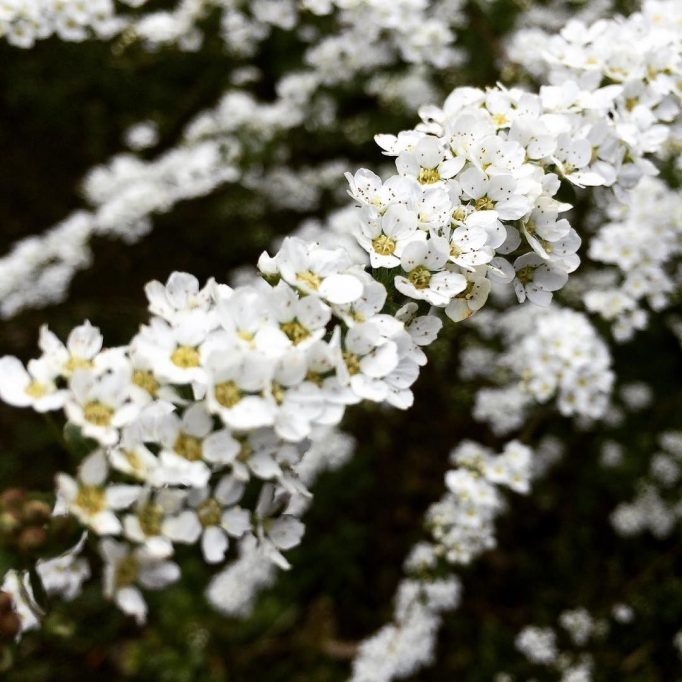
[
  {"left": 0, "top": 512, "right": 20, "bottom": 535},
  {"left": 22, "top": 501, "right": 51, "bottom": 525},
  {"left": 17, "top": 527, "right": 47, "bottom": 553},
  {"left": 0, "top": 611, "right": 21, "bottom": 640},
  {"left": 0, "top": 592, "right": 13, "bottom": 615},
  {"left": 0, "top": 489, "right": 25, "bottom": 511}
]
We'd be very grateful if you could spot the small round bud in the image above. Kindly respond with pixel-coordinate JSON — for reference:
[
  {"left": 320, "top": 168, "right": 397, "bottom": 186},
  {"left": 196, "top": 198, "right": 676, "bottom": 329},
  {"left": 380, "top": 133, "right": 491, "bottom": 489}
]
[
  {"left": 0, "top": 593, "right": 13, "bottom": 614},
  {"left": 0, "top": 612, "right": 21, "bottom": 640},
  {"left": 0, "top": 489, "right": 25, "bottom": 511},
  {"left": 0, "top": 512, "right": 20, "bottom": 535},
  {"left": 22, "top": 501, "right": 51, "bottom": 525},
  {"left": 18, "top": 527, "right": 47, "bottom": 553}
]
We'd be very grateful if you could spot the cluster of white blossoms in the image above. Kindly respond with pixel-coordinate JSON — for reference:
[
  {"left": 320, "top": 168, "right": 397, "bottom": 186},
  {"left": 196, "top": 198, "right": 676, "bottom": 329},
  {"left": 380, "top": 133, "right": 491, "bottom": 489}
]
[
  {"left": 346, "top": 14, "right": 681, "bottom": 322},
  {"left": 0, "top": 0, "right": 464, "bottom": 319},
  {"left": 583, "top": 177, "right": 682, "bottom": 341},
  {"left": 0, "top": 236, "right": 442, "bottom": 625},
  {"left": 611, "top": 431, "right": 682, "bottom": 539},
  {"left": 2, "top": 0, "right": 682, "bottom": 674},
  {"left": 0, "top": 0, "right": 136, "bottom": 48},
  {"left": 508, "top": 604, "right": 634, "bottom": 682},
  {"left": 350, "top": 440, "right": 533, "bottom": 682},
  {"left": 0, "top": 0, "right": 466, "bottom": 68},
  {"left": 467, "top": 307, "right": 613, "bottom": 435}
]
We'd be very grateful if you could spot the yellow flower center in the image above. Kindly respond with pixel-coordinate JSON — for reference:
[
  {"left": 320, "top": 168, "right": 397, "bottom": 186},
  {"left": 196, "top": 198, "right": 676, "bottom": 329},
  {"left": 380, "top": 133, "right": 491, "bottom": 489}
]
[
  {"left": 25, "top": 381, "right": 47, "bottom": 399},
  {"left": 174, "top": 433, "right": 203, "bottom": 461},
  {"left": 271, "top": 382, "right": 285, "bottom": 405},
  {"left": 75, "top": 485, "right": 106, "bottom": 516},
  {"left": 132, "top": 369, "right": 159, "bottom": 396},
  {"left": 280, "top": 320, "right": 310, "bottom": 345},
  {"left": 170, "top": 345, "right": 200, "bottom": 368},
  {"left": 343, "top": 351, "right": 361, "bottom": 376},
  {"left": 474, "top": 196, "right": 495, "bottom": 211},
  {"left": 64, "top": 356, "right": 93, "bottom": 374},
  {"left": 516, "top": 266, "right": 534, "bottom": 285},
  {"left": 237, "top": 441, "right": 252, "bottom": 463},
  {"left": 122, "top": 450, "right": 145, "bottom": 477},
  {"left": 296, "top": 270, "right": 321, "bottom": 291},
  {"left": 197, "top": 498, "right": 222, "bottom": 527},
  {"left": 492, "top": 113, "right": 508, "bottom": 127},
  {"left": 372, "top": 234, "right": 397, "bottom": 256},
  {"left": 407, "top": 265, "right": 432, "bottom": 289},
  {"left": 115, "top": 555, "right": 139, "bottom": 589},
  {"left": 418, "top": 167, "right": 440, "bottom": 184},
  {"left": 138, "top": 503, "right": 163, "bottom": 536},
  {"left": 452, "top": 206, "right": 466, "bottom": 222},
  {"left": 214, "top": 381, "right": 241, "bottom": 408},
  {"left": 83, "top": 401, "right": 113, "bottom": 426},
  {"left": 305, "top": 371, "right": 323, "bottom": 386}
]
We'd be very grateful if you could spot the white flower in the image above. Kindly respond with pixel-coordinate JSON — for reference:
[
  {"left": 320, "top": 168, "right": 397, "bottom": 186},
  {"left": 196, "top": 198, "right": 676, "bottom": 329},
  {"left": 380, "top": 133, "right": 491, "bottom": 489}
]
[
  {"left": 36, "top": 534, "right": 90, "bottom": 601},
  {"left": 395, "top": 135, "right": 464, "bottom": 183},
  {"left": 552, "top": 133, "right": 605, "bottom": 186},
  {"left": 65, "top": 368, "right": 140, "bottom": 446},
  {"left": 336, "top": 319, "right": 400, "bottom": 403},
  {"left": 151, "top": 403, "right": 218, "bottom": 488},
  {"left": 0, "top": 356, "right": 66, "bottom": 411},
  {"left": 259, "top": 236, "right": 363, "bottom": 305},
  {"left": 447, "top": 212, "right": 494, "bottom": 269},
  {"left": 122, "top": 489, "right": 187, "bottom": 558},
  {"left": 1, "top": 570, "right": 41, "bottom": 634},
  {"left": 269, "top": 281, "right": 331, "bottom": 349},
  {"left": 444, "top": 267, "right": 492, "bottom": 322},
  {"left": 39, "top": 320, "right": 103, "bottom": 376},
  {"left": 254, "top": 484, "right": 305, "bottom": 569},
  {"left": 132, "top": 312, "right": 213, "bottom": 385},
  {"left": 55, "top": 450, "right": 140, "bottom": 535},
  {"left": 512, "top": 253, "right": 569, "bottom": 306},
  {"left": 100, "top": 539, "right": 180, "bottom": 624},
  {"left": 144, "top": 272, "right": 219, "bottom": 324},
  {"left": 458, "top": 167, "right": 531, "bottom": 220},
  {"left": 205, "top": 350, "right": 276, "bottom": 431},
  {"left": 394, "top": 238, "right": 466, "bottom": 306},
  {"left": 333, "top": 280, "right": 387, "bottom": 326},
  {"left": 162, "top": 477, "right": 251, "bottom": 564},
  {"left": 355, "top": 203, "right": 425, "bottom": 269}
]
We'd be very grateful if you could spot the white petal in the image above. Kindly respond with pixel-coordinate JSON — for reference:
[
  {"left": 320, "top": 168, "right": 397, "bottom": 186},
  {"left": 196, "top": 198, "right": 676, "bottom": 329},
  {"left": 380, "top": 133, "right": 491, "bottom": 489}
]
[
  {"left": 162, "top": 511, "right": 202, "bottom": 544},
  {"left": 115, "top": 586, "right": 147, "bottom": 625},
  {"left": 221, "top": 507, "right": 252, "bottom": 537},
  {"left": 202, "top": 526, "right": 228, "bottom": 564},
  {"left": 268, "top": 516, "right": 305, "bottom": 550},
  {"left": 319, "top": 274, "right": 364, "bottom": 305}
]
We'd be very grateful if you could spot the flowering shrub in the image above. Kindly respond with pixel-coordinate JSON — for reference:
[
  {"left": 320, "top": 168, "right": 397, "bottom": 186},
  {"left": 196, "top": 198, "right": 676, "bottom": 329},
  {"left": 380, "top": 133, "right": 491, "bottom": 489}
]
[{"left": 1, "top": 0, "right": 682, "bottom": 679}]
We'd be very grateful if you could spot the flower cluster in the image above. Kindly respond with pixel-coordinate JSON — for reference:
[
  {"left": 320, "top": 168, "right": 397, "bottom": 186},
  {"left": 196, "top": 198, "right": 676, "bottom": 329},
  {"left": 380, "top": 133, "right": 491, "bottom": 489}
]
[
  {"left": 611, "top": 431, "right": 682, "bottom": 539},
  {"left": 350, "top": 440, "right": 533, "bottom": 682},
  {"left": 509, "top": 604, "right": 630, "bottom": 682},
  {"left": 584, "top": 177, "right": 682, "bottom": 341},
  {"left": 0, "top": 0, "right": 131, "bottom": 48},
  {"left": 468, "top": 307, "right": 613, "bottom": 435},
  {"left": 344, "top": 39, "right": 682, "bottom": 320},
  {"left": 0, "top": 239, "right": 440, "bottom": 623}
]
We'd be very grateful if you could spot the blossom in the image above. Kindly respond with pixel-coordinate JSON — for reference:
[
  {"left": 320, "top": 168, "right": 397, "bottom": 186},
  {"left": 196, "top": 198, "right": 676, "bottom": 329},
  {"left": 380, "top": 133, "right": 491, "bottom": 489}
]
[
  {"left": 64, "top": 368, "right": 140, "bottom": 446},
  {"left": 55, "top": 450, "right": 140, "bottom": 535},
  {"left": 512, "top": 253, "right": 569, "bottom": 306},
  {"left": 394, "top": 238, "right": 466, "bottom": 306},
  {"left": 0, "top": 356, "right": 66, "bottom": 412},
  {"left": 100, "top": 539, "right": 180, "bottom": 624},
  {"left": 162, "top": 477, "right": 251, "bottom": 564}
]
